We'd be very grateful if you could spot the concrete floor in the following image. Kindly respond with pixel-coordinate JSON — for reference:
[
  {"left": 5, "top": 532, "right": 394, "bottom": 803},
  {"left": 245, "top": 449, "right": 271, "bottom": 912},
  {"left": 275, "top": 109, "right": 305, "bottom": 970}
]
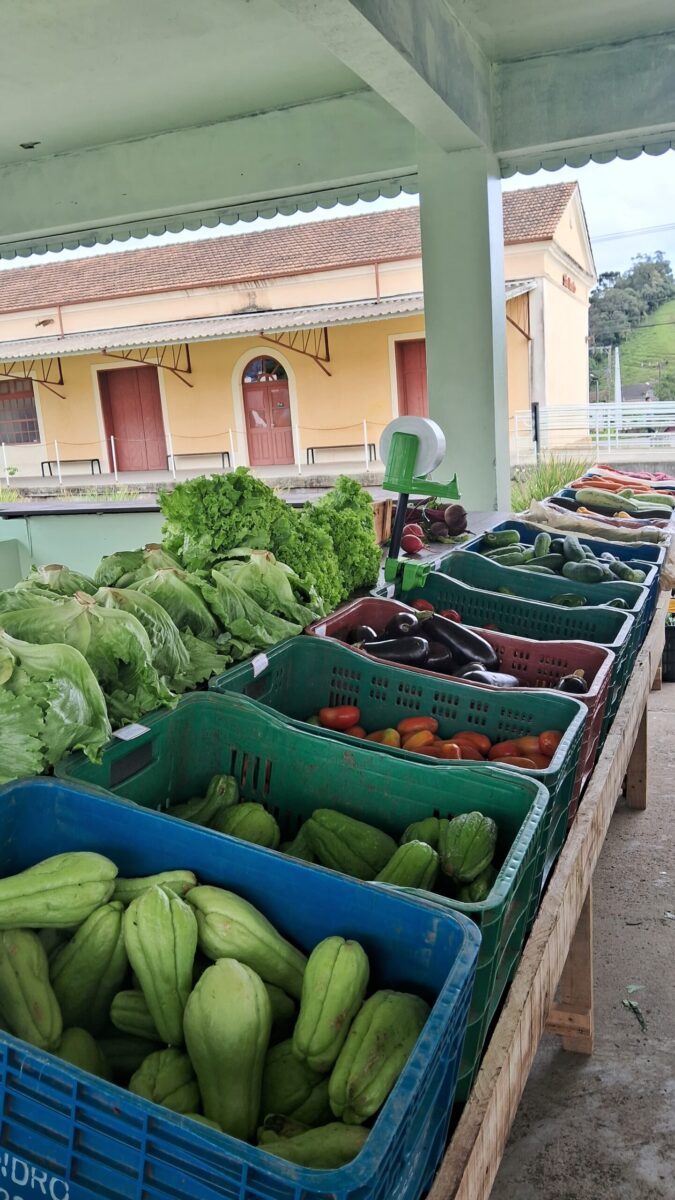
[{"left": 492, "top": 681, "right": 675, "bottom": 1200}]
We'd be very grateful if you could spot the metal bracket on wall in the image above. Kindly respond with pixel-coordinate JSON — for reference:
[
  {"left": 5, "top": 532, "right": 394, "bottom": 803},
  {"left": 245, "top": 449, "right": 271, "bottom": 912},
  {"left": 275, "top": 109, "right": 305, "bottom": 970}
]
[
  {"left": 101, "top": 343, "right": 193, "bottom": 386},
  {"left": 0, "top": 356, "right": 65, "bottom": 398},
  {"left": 261, "top": 327, "right": 332, "bottom": 376}
]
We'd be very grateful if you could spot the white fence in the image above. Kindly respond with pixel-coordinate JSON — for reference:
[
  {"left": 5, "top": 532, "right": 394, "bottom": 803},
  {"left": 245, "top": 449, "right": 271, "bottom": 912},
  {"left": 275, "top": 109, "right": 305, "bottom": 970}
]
[{"left": 512, "top": 402, "right": 675, "bottom": 464}]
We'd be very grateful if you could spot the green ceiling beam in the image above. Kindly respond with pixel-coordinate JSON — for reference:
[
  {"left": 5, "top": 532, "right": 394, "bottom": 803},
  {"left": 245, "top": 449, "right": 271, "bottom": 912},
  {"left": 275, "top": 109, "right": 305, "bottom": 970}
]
[
  {"left": 0, "top": 91, "right": 416, "bottom": 258},
  {"left": 495, "top": 33, "right": 675, "bottom": 166},
  {"left": 274, "top": 0, "right": 492, "bottom": 151}
]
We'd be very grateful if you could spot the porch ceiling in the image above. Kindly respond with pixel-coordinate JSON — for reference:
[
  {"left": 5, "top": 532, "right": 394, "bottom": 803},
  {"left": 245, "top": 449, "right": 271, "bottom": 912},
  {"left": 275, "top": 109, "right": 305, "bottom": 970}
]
[{"left": 0, "top": 0, "right": 674, "bottom": 258}]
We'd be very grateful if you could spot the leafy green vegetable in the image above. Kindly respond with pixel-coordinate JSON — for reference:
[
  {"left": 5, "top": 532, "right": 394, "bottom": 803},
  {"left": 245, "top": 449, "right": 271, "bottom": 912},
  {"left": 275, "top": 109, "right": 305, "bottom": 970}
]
[
  {"left": 94, "top": 586, "right": 190, "bottom": 684},
  {"left": 0, "top": 587, "right": 65, "bottom": 613},
  {"left": 0, "top": 631, "right": 111, "bottom": 765},
  {"left": 177, "top": 631, "right": 230, "bottom": 688},
  {"left": 214, "top": 550, "right": 321, "bottom": 626},
  {"left": 0, "top": 596, "right": 91, "bottom": 654},
  {"left": 270, "top": 507, "right": 342, "bottom": 612},
  {"left": 160, "top": 469, "right": 288, "bottom": 571},
  {"left": 94, "top": 545, "right": 181, "bottom": 588},
  {"left": 16, "top": 564, "right": 96, "bottom": 596},
  {"left": 133, "top": 569, "right": 220, "bottom": 640},
  {"left": 202, "top": 569, "right": 301, "bottom": 658},
  {"left": 311, "top": 476, "right": 380, "bottom": 601},
  {"left": 0, "top": 690, "right": 45, "bottom": 784},
  {"left": 74, "top": 600, "right": 175, "bottom": 727}
]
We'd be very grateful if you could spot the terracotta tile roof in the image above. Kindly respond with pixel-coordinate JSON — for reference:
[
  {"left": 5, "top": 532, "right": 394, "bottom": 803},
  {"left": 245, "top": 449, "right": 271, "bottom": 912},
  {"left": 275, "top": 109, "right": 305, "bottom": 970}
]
[
  {"left": 502, "top": 181, "right": 578, "bottom": 245},
  {"left": 0, "top": 183, "right": 577, "bottom": 315}
]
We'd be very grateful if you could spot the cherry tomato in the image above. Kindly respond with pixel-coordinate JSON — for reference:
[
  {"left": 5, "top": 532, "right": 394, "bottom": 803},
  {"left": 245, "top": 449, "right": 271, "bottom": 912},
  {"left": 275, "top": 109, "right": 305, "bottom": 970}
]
[
  {"left": 412, "top": 599, "right": 435, "bottom": 612},
  {"left": 402, "top": 730, "right": 436, "bottom": 751},
  {"left": 491, "top": 755, "right": 537, "bottom": 769},
  {"left": 488, "top": 740, "right": 521, "bottom": 761},
  {"left": 319, "top": 705, "right": 361, "bottom": 731},
  {"left": 436, "top": 741, "right": 462, "bottom": 760},
  {"left": 397, "top": 716, "right": 439, "bottom": 736},
  {"left": 516, "top": 736, "right": 542, "bottom": 757},
  {"left": 525, "top": 753, "right": 551, "bottom": 769},
  {"left": 453, "top": 731, "right": 492, "bottom": 756},
  {"left": 439, "top": 609, "right": 461, "bottom": 622},
  {"left": 367, "top": 728, "right": 401, "bottom": 747},
  {"left": 539, "top": 730, "right": 563, "bottom": 757},
  {"left": 345, "top": 725, "right": 367, "bottom": 739}
]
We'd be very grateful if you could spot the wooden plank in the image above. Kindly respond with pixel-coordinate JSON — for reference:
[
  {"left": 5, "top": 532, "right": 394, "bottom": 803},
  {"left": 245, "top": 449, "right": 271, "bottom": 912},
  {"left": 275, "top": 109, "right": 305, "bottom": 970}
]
[
  {"left": 546, "top": 885, "right": 594, "bottom": 1053},
  {"left": 625, "top": 707, "right": 648, "bottom": 810},
  {"left": 429, "top": 589, "right": 668, "bottom": 1200}
]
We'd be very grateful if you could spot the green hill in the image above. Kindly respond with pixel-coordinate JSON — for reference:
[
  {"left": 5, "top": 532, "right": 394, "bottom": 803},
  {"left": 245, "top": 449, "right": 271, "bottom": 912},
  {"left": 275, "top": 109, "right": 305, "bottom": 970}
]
[{"left": 620, "top": 297, "right": 675, "bottom": 390}]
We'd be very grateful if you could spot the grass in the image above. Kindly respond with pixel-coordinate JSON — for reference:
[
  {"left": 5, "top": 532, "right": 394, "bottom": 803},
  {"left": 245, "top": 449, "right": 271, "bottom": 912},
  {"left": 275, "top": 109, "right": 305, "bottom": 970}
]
[
  {"left": 0, "top": 486, "right": 20, "bottom": 503},
  {"left": 511, "top": 455, "right": 592, "bottom": 512},
  {"left": 617, "top": 297, "right": 675, "bottom": 387}
]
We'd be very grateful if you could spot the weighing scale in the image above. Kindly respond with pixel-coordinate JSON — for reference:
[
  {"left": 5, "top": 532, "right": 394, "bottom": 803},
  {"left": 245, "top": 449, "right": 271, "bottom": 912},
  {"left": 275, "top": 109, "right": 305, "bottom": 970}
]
[{"left": 379, "top": 416, "right": 461, "bottom": 587}]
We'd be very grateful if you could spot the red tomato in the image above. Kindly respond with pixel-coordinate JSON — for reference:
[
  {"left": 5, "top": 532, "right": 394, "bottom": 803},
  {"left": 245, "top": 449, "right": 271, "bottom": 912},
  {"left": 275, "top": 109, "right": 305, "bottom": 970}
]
[
  {"left": 488, "top": 740, "right": 521, "bottom": 761},
  {"left": 402, "top": 730, "right": 436, "bottom": 751},
  {"left": 345, "top": 725, "right": 367, "bottom": 739},
  {"left": 453, "top": 742, "right": 485, "bottom": 761},
  {"left": 525, "top": 753, "right": 551, "bottom": 769},
  {"left": 453, "top": 731, "right": 492, "bottom": 756},
  {"left": 318, "top": 705, "right": 361, "bottom": 731},
  {"left": 539, "top": 730, "right": 563, "bottom": 757},
  {"left": 412, "top": 599, "right": 435, "bottom": 612},
  {"left": 413, "top": 745, "right": 446, "bottom": 758},
  {"left": 436, "top": 741, "right": 462, "bottom": 760},
  {"left": 492, "top": 755, "right": 537, "bottom": 769},
  {"left": 367, "top": 728, "right": 401, "bottom": 747},
  {"left": 397, "top": 716, "right": 439, "bottom": 736},
  {"left": 439, "top": 609, "right": 461, "bottom": 622},
  {"left": 516, "top": 736, "right": 542, "bottom": 757}
]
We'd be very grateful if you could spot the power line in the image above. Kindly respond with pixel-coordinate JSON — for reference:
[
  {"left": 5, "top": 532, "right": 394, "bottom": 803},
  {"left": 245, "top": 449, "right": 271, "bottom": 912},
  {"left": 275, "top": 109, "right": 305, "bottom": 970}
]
[{"left": 593, "top": 221, "right": 675, "bottom": 243}]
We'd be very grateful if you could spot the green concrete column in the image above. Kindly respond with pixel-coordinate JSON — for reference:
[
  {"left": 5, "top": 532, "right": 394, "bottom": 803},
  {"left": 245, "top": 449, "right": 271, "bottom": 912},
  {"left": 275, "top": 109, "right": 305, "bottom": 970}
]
[{"left": 418, "top": 146, "right": 510, "bottom": 510}]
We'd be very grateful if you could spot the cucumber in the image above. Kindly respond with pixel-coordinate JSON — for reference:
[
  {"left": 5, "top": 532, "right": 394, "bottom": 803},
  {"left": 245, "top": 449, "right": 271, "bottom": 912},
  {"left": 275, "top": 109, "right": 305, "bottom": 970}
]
[
  {"left": 562, "top": 561, "right": 607, "bottom": 584},
  {"left": 551, "top": 593, "right": 587, "bottom": 608},
  {"left": 527, "top": 553, "right": 564, "bottom": 571},
  {"left": 602, "top": 597, "right": 629, "bottom": 609},
  {"left": 490, "top": 550, "right": 528, "bottom": 566},
  {"left": 513, "top": 564, "right": 555, "bottom": 574},
  {"left": 483, "top": 530, "right": 520, "bottom": 549},
  {"left": 550, "top": 539, "right": 565, "bottom": 554},
  {"left": 533, "top": 532, "right": 551, "bottom": 558},
  {"left": 562, "top": 535, "right": 585, "bottom": 563}
]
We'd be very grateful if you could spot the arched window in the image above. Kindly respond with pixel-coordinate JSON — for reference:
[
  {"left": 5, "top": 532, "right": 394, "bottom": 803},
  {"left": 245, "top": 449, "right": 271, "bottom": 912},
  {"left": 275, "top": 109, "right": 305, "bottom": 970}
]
[{"left": 242, "top": 356, "right": 287, "bottom": 384}]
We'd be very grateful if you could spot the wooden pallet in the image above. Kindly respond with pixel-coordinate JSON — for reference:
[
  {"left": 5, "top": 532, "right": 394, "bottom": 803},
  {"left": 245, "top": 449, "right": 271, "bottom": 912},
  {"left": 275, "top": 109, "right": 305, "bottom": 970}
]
[{"left": 429, "top": 587, "right": 668, "bottom": 1200}]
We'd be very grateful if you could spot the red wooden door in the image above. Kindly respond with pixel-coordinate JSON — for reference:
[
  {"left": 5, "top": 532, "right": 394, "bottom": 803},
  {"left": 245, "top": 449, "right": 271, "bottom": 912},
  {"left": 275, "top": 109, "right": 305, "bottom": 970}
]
[
  {"left": 100, "top": 367, "right": 166, "bottom": 471},
  {"left": 243, "top": 373, "right": 293, "bottom": 466},
  {"left": 396, "top": 339, "right": 428, "bottom": 418}
]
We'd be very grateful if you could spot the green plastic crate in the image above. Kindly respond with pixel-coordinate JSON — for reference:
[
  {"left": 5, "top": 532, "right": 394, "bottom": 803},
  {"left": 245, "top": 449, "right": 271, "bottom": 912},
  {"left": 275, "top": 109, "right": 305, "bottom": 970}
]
[
  {"left": 374, "top": 570, "right": 634, "bottom": 728},
  {"left": 442, "top": 550, "right": 650, "bottom": 655},
  {"left": 210, "top": 638, "right": 585, "bottom": 886},
  {"left": 56, "top": 690, "right": 549, "bottom": 1101}
]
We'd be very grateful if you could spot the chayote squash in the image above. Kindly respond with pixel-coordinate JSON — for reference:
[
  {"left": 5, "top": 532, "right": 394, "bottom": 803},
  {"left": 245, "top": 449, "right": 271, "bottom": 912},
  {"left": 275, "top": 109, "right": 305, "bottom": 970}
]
[
  {"left": 329, "top": 990, "right": 429, "bottom": 1124},
  {"left": 265, "top": 983, "right": 296, "bottom": 1043},
  {"left": 375, "top": 841, "right": 439, "bottom": 890},
  {"left": 97, "top": 1034, "right": 163, "bottom": 1082},
  {"left": 184, "top": 959, "right": 271, "bottom": 1141},
  {"left": 129, "top": 1047, "right": 200, "bottom": 1114},
  {"left": 457, "top": 864, "right": 497, "bottom": 903},
  {"left": 260, "top": 1039, "right": 332, "bottom": 1127},
  {"left": 113, "top": 870, "right": 197, "bottom": 905},
  {"left": 279, "top": 825, "right": 316, "bottom": 863},
  {"left": 188, "top": 886, "right": 307, "bottom": 999},
  {"left": 212, "top": 802, "right": 281, "bottom": 849},
  {"left": 124, "top": 885, "right": 198, "bottom": 1046},
  {"left": 293, "top": 937, "right": 369, "bottom": 1073},
  {"left": 0, "top": 929, "right": 62, "bottom": 1050},
  {"left": 400, "top": 817, "right": 441, "bottom": 850},
  {"left": 51, "top": 901, "right": 128, "bottom": 1035},
  {"left": 110, "top": 989, "right": 161, "bottom": 1041},
  {"left": 257, "top": 1114, "right": 309, "bottom": 1143},
  {"left": 185, "top": 1113, "right": 222, "bottom": 1131},
  {"left": 438, "top": 812, "right": 497, "bottom": 883},
  {"left": 0, "top": 852, "right": 117, "bottom": 928},
  {"left": 305, "top": 810, "right": 397, "bottom": 880},
  {"left": 205, "top": 774, "right": 239, "bottom": 806},
  {"left": 260, "top": 1123, "right": 369, "bottom": 1168},
  {"left": 55, "top": 1028, "right": 111, "bottom": 1080}
]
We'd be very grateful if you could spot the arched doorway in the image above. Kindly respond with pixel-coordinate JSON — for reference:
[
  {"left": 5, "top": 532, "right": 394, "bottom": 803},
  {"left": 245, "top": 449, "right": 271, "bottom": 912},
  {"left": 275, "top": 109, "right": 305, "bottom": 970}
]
[{"left": 242, "top": 356, "right": 294, "bottom": 466}]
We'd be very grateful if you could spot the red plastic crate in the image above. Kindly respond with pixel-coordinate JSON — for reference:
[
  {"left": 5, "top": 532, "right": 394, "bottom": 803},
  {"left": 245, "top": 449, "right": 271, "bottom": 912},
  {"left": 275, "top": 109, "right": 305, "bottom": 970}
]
[{"left": 306, "top": 597, "right": 615, "bottom": 817}]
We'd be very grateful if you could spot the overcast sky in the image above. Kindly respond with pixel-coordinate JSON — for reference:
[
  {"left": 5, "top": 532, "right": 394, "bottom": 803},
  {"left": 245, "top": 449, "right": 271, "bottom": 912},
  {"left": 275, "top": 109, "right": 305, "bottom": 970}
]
[{"left": 2, "top": 150, "right": 674, "bottom": 279}]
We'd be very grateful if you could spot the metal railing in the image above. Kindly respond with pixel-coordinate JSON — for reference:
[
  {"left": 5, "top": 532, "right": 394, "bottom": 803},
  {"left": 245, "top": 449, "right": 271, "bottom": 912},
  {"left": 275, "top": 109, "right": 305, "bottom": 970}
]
[{"left": 511, "top": 402, "right": 675, "bottom": 463}]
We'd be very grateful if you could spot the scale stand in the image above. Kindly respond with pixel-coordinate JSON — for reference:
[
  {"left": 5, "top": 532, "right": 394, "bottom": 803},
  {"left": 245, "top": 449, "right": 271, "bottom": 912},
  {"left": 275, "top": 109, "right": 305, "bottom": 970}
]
[{"left": 379, "top": 417, "right": 460, "bottom": 588}]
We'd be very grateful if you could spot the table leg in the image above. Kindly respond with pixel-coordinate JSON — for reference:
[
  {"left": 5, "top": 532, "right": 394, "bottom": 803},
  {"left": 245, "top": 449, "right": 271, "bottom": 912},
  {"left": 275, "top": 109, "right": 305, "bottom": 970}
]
[
  {"left": 626, "top": 704, "right": 648, "bottom": 810},
  {"left": 545, "top": 886, "right": 594, "bottom": 1054},
  {"left": 652, "top": 661, "right": 662, "bottom": 691}
]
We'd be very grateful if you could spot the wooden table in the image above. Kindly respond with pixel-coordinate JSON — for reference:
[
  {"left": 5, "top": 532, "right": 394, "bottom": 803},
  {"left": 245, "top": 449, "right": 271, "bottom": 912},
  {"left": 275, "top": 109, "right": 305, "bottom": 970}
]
[{"left": 429, "top": 586, "right": 669, "bottom": 1200}]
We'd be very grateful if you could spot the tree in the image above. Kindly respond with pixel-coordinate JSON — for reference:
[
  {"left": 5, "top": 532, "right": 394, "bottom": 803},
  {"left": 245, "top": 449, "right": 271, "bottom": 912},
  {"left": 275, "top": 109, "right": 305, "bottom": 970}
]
[{"left": 589, "top": 252, "right": 675, "bottom": 347}]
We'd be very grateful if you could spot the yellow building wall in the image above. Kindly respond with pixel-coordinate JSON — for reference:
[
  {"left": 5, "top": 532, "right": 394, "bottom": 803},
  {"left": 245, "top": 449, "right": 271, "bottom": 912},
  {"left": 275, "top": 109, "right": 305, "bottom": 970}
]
[
  {"left": 506, "top": 305, "right": 530, "bottom": 424},
  {"left": 26, "top": 313, "right": 424, "bottom": 475}
]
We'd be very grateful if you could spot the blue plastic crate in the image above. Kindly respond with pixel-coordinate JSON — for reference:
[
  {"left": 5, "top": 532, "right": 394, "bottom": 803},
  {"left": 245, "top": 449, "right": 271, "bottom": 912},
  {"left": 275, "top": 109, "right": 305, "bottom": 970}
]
[
  {"left": 461, "top": 519, "right": 666, "bottom": 566},
  {"left": 0, "top": 778, "right": 480, "bottom": 1200}
]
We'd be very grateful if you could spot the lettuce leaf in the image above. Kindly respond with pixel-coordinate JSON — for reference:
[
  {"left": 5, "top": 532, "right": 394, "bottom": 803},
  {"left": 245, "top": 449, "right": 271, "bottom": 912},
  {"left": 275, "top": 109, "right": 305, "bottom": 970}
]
[
  {"left": 0, "top": 596, "right": 91, "bottom": 655},
  {"left": 214, "top": 550, "right": 321, "bottom": 625},
  {"left": 202, "top": 568, "right": 300, "bottom": 654},
  {"left": 0, "top": 690, "right": 45, "bottom": 784},
  {"left": 134, "top": 569, "right": 220, "bottom": 640},
  {"left": 94, "top": 545, "right": 182, "bottom": 588},
  {"left": 16, "top": 564, "right": 96, "bottom": 596},
  {"left": 176, "top": 631, "right": 230, "bottom": 689},
  {"left": 76, "top": 603, "right": 175, "bottom": 727},
  {"left": 94, "top": 587, "right": 190, "bottom": 684}
]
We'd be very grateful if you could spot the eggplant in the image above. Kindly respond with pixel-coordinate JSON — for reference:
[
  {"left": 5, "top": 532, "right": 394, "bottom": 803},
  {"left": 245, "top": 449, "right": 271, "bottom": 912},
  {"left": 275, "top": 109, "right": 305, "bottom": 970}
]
[
  {"left": 456, "top": 668, "right": 521, "bottom": 688},
  {"left": 418, "top": 614, "right": 499, "bottom": 669},
  {"left": 424, "top": 640, "right": 456, "bottom": 673},
  {"left": 384, "top": 611, "right": 420, "bottom": 639},
  {"left": 361, "top": 636, "right": 429, "bottom": 666},
  {"left": 346, "top": 624, "right": 379, "bottom": 644},
  {"left": 558, "top": 671, "right": 589, "bottom": 695},
  {"left": 452, "top": 660, "right": 485, "bottom": 679}
]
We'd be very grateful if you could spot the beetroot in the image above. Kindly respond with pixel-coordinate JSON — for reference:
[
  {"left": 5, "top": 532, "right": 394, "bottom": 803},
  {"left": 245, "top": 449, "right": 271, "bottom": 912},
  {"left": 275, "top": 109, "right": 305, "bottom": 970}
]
[
  {"left": 403, "top": 523, "right": 424, "bottom": 539},
  {"left": 401, "top": 533, "right": 425, "bottom": 554},
  {"left": 444, "top": 504, "right": 468, "bottom": 534}
]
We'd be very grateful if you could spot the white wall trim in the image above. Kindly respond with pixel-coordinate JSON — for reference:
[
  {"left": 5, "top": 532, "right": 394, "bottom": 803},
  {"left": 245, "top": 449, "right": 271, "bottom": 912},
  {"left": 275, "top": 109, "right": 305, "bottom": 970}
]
[
  {"left": 230, "top": 346, "right": 299, "bottom": 469},
  {"left": 90, "top": 359, "right": 171, "bottom": 474},
  {"left": 387, "top": 329, "right": 426, "bottom": 424}
]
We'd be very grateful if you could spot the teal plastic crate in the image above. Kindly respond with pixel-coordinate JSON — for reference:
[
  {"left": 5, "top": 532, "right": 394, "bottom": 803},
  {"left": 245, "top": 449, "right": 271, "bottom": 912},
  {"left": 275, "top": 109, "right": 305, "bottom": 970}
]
[
  {"left": 0, "top": 776, "right": 480, "bottom": 1200},
  {"left": 57, "top": 691, "right": 548, "bottom": 1101},
  {"left": 373, "top": 570, "right": 634, "bottom": 729},
  {"left": 209, "top": 639, "right": 585, "bottom": 886},
  {"left": 442, "top": 550, "right": 650, "bottom": 653}
]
